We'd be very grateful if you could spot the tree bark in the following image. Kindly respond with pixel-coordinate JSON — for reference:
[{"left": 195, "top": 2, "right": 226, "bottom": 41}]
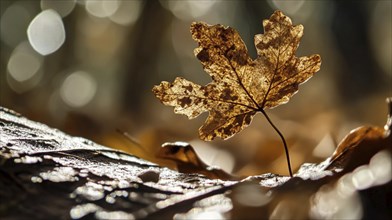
[
  {"left": 0, "top": 107, "right": 233, "bottom": 219},
  {"left": 1, "top": 103, "right": 391, "bottom": 219}
]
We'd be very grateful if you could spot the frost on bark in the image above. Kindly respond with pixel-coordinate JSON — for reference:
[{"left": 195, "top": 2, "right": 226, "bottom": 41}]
[
  {"left": 0, "top": 107, "right": 235, "bottom": 219},
  {"left": 1, "top": 102, "right": 391, "bottom": 219}
]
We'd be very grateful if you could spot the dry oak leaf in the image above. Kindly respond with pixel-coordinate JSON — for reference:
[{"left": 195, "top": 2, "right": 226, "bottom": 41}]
[{"left": 153, "top": 11, "right": 321, "bottom": 140}]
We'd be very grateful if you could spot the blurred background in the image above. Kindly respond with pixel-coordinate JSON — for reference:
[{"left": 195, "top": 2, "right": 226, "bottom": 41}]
[{"left": 0, "top": 0, "right": 390, "bottom": 176}]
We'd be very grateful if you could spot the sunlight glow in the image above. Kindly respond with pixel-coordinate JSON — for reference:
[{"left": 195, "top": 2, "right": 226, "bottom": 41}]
[
  {"left": 189, "top": 140, "right": 235, "bottom": 173},
  {"left": 369, "top": 150, "right": 392, "bottom": 186},
  {"left": 351, "top": 166, "right": 375, "bottom": 190},
  {"left": 85, "top": 0, "right": 119, "bottom": 18},
  {"left": 309, "top": 150, "right": 392, "bottom": 219},
  {"left": 234, "top": 183, "right": 271, "bottom": 207},
  {"left": 174, "top": 194, "right": 231, "bottom": 220},
  {"left": 109, "top": 0, "right": 143, "bottom": 26},
  {"left": 6, "top": 41, "right": 44, "bottom": 93},
  {"left": 336, "top": 174, "right": 356, "bottom": 198},
  {"left": 312, "top": 134, "right": 336, "bottom": 158},
  {"left": 161, "top": 0, "right": 217, "bottom": 20},
  {"left": 309, "top": 184, "right": 362, "bottom": 219},
  {"left": 7, "top": 42, "right": 43, "bottom": 82},
  {"left": 27, "top": 9, "right": 65, "bottom": 55},
  {"left": 95, "top": 210, "right": 135, "bottom": 220},
  {"left": 60, "top": 71, "right": 97, "bottom": 108},
  {"left": 70, "top": 203, "right": 100, "bottom": 219}
]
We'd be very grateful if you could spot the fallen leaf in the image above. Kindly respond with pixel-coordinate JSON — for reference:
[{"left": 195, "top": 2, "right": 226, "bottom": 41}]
[
  {"left": 326, "top": 97, "right": 392, "bottom": 172},
  {"left": 153, "top": 11, "right": 321, "bottom": 140},
  {"left": 156, "top": 141, "right": 235, "bottom": 180}
]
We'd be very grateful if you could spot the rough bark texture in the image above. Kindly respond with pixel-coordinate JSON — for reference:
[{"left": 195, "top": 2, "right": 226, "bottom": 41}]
[
  {"left": 0, "top": 107, "right": 235, "bottom": 219},
  {"left": 1, "top": 105, "right": 391, "bottom": 220}
]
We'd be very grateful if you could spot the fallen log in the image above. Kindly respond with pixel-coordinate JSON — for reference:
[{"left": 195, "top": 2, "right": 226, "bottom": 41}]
[
  {"left": 1, "top": 102, "right": 391, "bottom": 219},
  {"left": 0, "top": 107, "right": 235, "bottom": 219}
]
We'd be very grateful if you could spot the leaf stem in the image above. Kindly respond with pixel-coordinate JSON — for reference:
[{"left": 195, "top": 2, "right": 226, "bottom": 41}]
[{"left": 260, "top": 109, "right": 293, "bottom": 177}]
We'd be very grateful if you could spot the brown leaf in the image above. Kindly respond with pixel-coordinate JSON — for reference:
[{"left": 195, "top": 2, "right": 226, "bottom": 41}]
[
  {"left": 326, "top": 97, "right": 392, "bottom": 172},
  {"left": 156, "top": 142, "right": 235, "bottom": 180},
  {"left": 153, "top": 11, "right": 321, "bottom": 140}
]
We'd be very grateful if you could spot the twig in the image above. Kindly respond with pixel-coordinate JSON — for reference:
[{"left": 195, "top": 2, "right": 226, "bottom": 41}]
[{"left": 260, "top": 109, "right": 293, "bottom": 177}]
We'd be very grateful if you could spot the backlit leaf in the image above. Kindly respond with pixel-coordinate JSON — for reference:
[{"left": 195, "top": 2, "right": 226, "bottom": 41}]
[{"left": 153, "top": 11, "right": 321, "bottom": 140}]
